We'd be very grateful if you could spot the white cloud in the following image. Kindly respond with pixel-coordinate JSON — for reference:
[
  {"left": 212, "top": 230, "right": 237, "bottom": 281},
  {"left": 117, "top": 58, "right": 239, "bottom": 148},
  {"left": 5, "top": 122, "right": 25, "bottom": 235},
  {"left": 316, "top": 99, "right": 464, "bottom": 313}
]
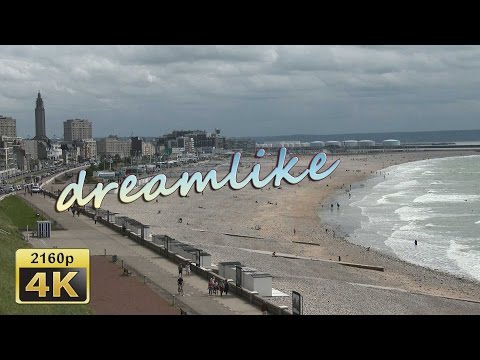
[{"left": 0, "top": 45, "right": 480, "bottom": 137}]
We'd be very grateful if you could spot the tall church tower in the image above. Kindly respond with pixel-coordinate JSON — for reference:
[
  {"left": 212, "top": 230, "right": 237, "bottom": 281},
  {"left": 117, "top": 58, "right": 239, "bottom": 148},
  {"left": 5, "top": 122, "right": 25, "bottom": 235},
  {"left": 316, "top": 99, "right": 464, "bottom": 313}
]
[{"left": 34, "top": 91, "right": 48, "bottom": 140}]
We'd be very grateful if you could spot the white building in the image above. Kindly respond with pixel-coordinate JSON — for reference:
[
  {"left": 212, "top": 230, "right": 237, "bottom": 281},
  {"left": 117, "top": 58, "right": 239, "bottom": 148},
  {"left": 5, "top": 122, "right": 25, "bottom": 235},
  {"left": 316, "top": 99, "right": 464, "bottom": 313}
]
[
  {"left": 343, "top": 140, "right": 358, "bottom": 148},
  {"left": 48, "top": 142, "right": 63, "bottom": 160},
  {"left": 326, "top": 141, "right": 342, "bottom": 147},
  {"left": 310, "top": 141, "right": 325, "bottom": 147},
  {"left": 383, "top": 139, "right": 401, "bottom": 147},
  {"left": 358, "top": 140, "right": 375, "bottom": 147}
]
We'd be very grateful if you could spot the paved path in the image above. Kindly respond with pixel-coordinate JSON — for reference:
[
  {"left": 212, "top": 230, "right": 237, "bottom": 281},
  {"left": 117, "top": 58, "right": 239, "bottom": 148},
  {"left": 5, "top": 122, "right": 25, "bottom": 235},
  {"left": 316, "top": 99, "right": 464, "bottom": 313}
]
[{"left": 22, "top": 193, "right": 261, "bottom": 315}]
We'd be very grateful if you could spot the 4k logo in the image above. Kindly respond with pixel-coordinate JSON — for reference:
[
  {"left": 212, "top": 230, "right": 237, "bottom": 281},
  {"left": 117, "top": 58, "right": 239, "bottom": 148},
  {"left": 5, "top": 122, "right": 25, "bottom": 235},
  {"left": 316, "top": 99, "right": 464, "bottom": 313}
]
[{"left": 16, "top": 249, "right": 90, "bottom": 304}]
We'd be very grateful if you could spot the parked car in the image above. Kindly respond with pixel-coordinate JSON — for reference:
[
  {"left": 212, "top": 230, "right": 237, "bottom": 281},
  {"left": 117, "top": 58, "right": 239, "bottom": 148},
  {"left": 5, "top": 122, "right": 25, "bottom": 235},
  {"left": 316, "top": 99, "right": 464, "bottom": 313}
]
[{"left": 31, "top": 184, "right": 41, "bottom": 193}]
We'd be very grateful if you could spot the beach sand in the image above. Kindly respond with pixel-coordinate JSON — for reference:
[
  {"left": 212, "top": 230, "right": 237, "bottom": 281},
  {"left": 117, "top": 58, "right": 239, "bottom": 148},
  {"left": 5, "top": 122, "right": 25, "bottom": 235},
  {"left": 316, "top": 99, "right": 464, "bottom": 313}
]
[{"left": 82, "top": 149, "right": 480, "bottom": 314}]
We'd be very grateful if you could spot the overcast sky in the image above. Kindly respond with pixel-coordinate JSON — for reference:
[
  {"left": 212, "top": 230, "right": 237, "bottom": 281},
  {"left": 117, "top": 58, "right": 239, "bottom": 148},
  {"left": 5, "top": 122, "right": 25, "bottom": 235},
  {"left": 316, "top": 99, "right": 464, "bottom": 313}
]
[{"left": 1, "top": 45, "right": 480, "bottom": 139}]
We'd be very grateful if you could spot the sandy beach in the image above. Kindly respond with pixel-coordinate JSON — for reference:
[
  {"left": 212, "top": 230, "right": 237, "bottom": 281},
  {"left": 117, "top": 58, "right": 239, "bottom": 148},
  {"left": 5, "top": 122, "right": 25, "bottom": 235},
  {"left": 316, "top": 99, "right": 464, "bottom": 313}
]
[{"left": 80, "top": 149, "right": 480, "bottom": 314}]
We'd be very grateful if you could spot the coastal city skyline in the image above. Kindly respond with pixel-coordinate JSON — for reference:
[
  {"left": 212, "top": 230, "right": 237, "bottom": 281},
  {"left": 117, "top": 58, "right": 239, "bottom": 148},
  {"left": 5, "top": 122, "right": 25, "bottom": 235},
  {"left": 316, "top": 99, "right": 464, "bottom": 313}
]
[
  {"left": 2, "top": 46, "right": 480, "bottom": 138},
  {"left": 2, "top": 45, "right": 480, "bottom": 316}
]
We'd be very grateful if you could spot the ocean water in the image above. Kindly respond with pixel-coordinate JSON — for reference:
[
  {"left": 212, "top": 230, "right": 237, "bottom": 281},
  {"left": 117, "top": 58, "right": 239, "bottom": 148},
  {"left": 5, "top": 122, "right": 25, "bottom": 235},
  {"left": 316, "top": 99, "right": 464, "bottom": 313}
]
[
  {"left": 322, "top": 155, "right": 480, "bottom": 282},
  {"left": 257, "top": 129, "right": 480, "bottom": 144}
]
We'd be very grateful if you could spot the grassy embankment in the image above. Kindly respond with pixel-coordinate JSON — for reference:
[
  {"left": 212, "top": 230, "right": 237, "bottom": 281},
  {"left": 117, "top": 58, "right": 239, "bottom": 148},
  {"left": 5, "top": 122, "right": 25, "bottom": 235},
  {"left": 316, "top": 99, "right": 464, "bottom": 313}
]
[{"left": 0, "top": 195, "right": 91, "bottom": 314}]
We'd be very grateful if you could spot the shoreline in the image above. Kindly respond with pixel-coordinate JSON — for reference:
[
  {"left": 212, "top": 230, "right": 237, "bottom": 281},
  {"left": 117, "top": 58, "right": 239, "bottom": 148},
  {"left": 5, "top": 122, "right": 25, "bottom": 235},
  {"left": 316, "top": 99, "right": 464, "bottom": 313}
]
[
  {"left": 316, "top": 151, "right": 480, "bottom": 285},
  {"left": 319, "top": 153, "right": 480, "bottom": 286}
]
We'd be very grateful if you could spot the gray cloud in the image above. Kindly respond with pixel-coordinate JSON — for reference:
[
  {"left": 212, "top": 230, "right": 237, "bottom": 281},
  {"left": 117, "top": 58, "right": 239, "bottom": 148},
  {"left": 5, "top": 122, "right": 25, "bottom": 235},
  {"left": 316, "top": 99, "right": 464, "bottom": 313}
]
[{"left": 1, "top": 45, "right": 480, "bottom": 138}]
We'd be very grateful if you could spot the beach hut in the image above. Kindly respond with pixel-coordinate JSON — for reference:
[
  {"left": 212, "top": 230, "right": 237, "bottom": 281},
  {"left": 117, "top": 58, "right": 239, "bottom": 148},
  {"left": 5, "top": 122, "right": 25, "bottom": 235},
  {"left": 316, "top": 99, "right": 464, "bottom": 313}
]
[{"left": 243, "top": 272, "right": 273, "bottom": 297}]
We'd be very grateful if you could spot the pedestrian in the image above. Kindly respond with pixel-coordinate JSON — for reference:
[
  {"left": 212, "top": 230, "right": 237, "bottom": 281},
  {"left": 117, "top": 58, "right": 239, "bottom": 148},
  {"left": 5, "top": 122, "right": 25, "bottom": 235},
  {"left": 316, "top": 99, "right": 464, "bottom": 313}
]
[
  {"left": 223, "top": 279, "right": 230, "bottom": 295},
  {"left": 185, "top": 263, "right": 191, "bottom": 276},
  {"left": 72, "top": 209, "right": 75, "bottom": 217},
  {"left": 94, "top": 214, "right": 97, "bottom": 224},
  {"left": 208, "top": 279, "right": 213, "bottom": 295},
  {"left": 415, "top": 240, "right": 418, "bottom": 246},
  {"left": 337, "top": 202, "right": 340, "bottom": 209},
  {"left": 77, "top": 210, "right": 80, "bottom": 217},
  {"left": 177, "top": 276, "right": 184, "bottom": 295},
  {"left": 219, "top": 281, "right": 224, "bottom": 297},
  {"left": 293, "top": 228, "right": 296, "bottom": 235},
  {"left": 178, "top": 263, "right": 183, "bottom": 277},
  {"left": 213, "top": 280, "right": 219, "bottom": 295}
]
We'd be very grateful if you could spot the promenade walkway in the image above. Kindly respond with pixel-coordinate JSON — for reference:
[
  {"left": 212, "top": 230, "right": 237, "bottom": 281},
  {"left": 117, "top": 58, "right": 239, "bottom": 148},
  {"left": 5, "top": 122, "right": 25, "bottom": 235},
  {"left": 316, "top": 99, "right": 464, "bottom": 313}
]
[{"left": 22, "top": 193, "right": 261, "bottom": 315}]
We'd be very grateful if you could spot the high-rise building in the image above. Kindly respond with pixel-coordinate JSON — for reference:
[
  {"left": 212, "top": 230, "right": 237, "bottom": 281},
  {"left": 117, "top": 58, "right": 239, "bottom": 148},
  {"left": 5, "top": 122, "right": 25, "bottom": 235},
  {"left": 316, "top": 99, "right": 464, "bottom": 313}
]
[
  {"left": 34, "top": 92, "right": 48, "bottom": 140},
  {"left": 0, "top": 116, "right": 16, "bottom": 137},
  {"left": 131, "top": 136, "right": 143, "bottom": 157},
  {"left": 0, "top": 136, "right": 22, "bottom": 171},
  {"left": 64, "top": 119, "right": 93, "bottom": 141}
]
